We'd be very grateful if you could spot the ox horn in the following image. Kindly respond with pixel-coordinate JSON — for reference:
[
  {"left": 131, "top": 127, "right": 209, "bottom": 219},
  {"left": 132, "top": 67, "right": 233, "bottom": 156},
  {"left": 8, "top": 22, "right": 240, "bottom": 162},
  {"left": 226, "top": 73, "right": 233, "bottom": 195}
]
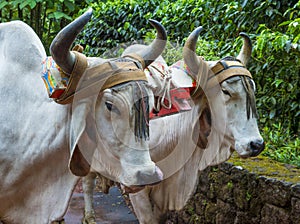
[
  {"left": 183, "top": 26, "right": 203, "bottom": 78},
  {"left": 137, "top": 19, "right": 167, "bottom": 68},
  {"left": 50, "top": 9, "right": 93, "bottom": 74},
  {"left": 237, "top": 32, "right": 252, "bottom": 66}
]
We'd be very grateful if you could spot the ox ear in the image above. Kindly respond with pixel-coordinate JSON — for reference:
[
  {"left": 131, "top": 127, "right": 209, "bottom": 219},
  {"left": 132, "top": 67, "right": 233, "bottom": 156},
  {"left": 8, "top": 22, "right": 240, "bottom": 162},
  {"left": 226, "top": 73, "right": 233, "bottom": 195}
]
[
  {"left": 69, "top": 145, "right": 90, "bottom": 176},
  {"left": 192, "top": 105, "right": 212, "bottom": 149},
  {"left": 69, "top": 99, "right": 97, "bottom": 176}
]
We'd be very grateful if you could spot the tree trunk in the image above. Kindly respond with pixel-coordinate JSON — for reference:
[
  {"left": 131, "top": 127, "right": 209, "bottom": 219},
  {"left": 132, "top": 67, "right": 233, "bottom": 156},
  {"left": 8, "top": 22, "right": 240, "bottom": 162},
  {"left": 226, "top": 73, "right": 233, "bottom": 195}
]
[
  {"left": 18, "top": 5, "right": 22, "bottom": 20},
  {"left": 36, "top": 2, "right": 42, "bottom": 39}
]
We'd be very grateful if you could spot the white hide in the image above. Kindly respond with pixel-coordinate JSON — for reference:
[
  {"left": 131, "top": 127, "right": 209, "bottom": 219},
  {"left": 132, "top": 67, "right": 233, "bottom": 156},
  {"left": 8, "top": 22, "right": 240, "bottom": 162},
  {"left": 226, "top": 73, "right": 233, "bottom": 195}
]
[{"left": 0, "top": 21, "right": 77, "bottom": 223}]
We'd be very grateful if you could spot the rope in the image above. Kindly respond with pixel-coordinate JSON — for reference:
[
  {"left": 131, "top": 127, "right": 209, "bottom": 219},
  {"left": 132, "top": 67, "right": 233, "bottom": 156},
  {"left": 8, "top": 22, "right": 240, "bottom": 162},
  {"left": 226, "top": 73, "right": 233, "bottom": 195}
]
[{"left": 147, "top": 64, "right": 173, "bottom": 111}]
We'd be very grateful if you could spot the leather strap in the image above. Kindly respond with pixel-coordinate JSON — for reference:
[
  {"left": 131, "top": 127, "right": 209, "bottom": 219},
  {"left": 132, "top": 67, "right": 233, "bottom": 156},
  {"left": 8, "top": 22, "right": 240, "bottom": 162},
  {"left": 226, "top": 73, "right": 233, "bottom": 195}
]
[
  {"left": 55, "top": 51, "right": 88, "bottom": 104},
  {"left": 206, "top": 60, "right": 252, "bottom": 89},
  {"left": 55, "top": 56, "right": 147, "bottom": 104},
  {"left": 191, "top": 59, "right": 253, "bottom": 98},
  {"left": 122, "top": 53, "right": 145, "bottom": 69}
]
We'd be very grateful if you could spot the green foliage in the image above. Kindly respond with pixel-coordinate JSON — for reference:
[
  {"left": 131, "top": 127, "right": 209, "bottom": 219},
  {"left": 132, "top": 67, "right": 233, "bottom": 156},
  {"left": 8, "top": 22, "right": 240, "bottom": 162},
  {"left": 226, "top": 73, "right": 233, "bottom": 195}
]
[
  {"left": 76, "top": 0, "right": 159, "bottom": 56},
  {"left": 262, "top": 124, "right": 300, "bottom": 167},
  {"left": 0, "top": 0, "right": 88, "bottom": 53},
  {"left": 246, "top": 191, "right": 252, "bottom": 201},
  {"left": 227, "top": 181, "right": 233, "bottom": 189},
  {"left": 252, "top": 24, "right": 300, "bottom": 135}
]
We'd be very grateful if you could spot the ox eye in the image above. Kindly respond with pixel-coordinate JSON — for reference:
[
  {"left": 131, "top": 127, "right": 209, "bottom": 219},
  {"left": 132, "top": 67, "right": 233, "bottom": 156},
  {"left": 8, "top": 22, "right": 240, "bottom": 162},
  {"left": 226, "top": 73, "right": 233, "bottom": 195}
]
[
  {"left": 105, "top": 101, "right": 113, "bottom": 111},
  {"left": 105, "top": 101, "right": 120, "bottom": 115},
  {"left": 222, "top": 89, "right": 231, "bottom": 97}
]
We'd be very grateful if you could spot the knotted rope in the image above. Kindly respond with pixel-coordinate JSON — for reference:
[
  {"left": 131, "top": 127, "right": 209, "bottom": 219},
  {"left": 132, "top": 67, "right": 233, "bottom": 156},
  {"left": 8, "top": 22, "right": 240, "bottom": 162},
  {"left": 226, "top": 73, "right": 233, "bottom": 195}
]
[{"left": 147, "top": 64, "right": 173, "bottom": 111}]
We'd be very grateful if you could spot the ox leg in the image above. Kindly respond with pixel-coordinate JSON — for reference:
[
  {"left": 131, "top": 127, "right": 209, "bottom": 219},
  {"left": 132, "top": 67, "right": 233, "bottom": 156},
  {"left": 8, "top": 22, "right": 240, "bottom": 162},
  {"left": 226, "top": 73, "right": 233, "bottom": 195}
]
[
  {"left": 129, "top": 188, "right": 159, "bottom": 224},
  {"left": 82, "top": 172, "right": 97, "bottom": 224}
]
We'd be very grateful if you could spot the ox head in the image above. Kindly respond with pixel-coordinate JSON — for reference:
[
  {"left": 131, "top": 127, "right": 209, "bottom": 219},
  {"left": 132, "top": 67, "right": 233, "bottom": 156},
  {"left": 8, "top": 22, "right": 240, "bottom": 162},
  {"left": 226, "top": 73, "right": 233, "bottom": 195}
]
[
  {"left": 184, "top": 27, "right": 264, "bottom": 159},
  {"left": 50, "top": 9, "right": 167, "bottom": 191}
]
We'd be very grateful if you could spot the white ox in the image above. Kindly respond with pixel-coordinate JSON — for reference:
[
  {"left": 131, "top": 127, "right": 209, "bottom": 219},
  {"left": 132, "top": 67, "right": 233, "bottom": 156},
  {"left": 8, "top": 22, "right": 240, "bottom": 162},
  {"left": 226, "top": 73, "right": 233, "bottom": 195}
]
[
  {"left": 82, "top": 27, "right": 264, "bottom": 223},
  {"left": 0, "top": 9, "right": 167, "bottom": 224}
]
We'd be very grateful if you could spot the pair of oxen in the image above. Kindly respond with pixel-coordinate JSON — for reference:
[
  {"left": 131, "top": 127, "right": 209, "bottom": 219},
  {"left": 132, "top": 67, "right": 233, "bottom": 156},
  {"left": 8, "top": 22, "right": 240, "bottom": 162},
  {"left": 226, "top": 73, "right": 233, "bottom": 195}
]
[{"left": 0, "top": 9, "right": 264, "bottom": 224}]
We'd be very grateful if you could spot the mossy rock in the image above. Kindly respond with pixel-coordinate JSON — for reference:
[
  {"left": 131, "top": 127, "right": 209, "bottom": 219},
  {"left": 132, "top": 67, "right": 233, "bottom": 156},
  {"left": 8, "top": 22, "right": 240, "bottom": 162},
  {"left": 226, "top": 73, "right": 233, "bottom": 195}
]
[{"left": 228, "top": 153, "right": 300, "bottom": 184}]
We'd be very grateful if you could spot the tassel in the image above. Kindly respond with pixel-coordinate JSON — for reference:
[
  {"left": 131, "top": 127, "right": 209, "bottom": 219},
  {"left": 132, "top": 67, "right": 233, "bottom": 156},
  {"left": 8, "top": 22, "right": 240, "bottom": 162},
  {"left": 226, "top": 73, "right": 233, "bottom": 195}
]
[{"left": 133, "top": 82, "right": 149, "bottom": 141}]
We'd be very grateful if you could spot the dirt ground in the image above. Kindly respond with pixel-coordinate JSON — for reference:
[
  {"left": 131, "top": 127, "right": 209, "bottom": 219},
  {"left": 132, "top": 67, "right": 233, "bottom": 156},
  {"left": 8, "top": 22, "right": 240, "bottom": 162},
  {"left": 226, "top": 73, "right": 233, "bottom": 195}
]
[{"left": 64, "top": 182, "right": 138, "bottom": 224}]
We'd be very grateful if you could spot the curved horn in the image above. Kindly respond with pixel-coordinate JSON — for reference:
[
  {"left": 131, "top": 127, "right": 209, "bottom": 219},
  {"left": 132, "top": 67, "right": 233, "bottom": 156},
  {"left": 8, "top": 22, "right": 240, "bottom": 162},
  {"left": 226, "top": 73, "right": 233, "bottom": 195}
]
[
  {"left": 237, "top": 32, "right": 252, "bottom": 66},
  {"left": 137, "top": 19, "right": 167, "bottom": 68},
  {"left": 183, "top": 26, "right": 203, "bottom": 78},
  {"left": 50, "top": 9, "right": 93, "bottom": 74}
]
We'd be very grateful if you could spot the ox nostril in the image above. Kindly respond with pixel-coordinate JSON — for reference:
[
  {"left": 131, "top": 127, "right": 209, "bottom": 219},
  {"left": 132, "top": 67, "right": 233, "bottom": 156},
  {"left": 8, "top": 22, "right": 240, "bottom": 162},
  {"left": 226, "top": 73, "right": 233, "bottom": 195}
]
[
  {"left": 136, "top": 166, "right": 163, "bottom": 186},
  {"left": 250, "top": 139, "right": 265, "bottom": 156}
]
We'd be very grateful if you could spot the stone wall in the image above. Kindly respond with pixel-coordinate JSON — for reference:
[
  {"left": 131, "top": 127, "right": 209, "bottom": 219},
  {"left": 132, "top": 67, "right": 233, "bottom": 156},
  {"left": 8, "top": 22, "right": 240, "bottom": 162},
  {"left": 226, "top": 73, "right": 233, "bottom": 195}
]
[{"left": 166, "top": 155, "right": 300, "bottom": 224}]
